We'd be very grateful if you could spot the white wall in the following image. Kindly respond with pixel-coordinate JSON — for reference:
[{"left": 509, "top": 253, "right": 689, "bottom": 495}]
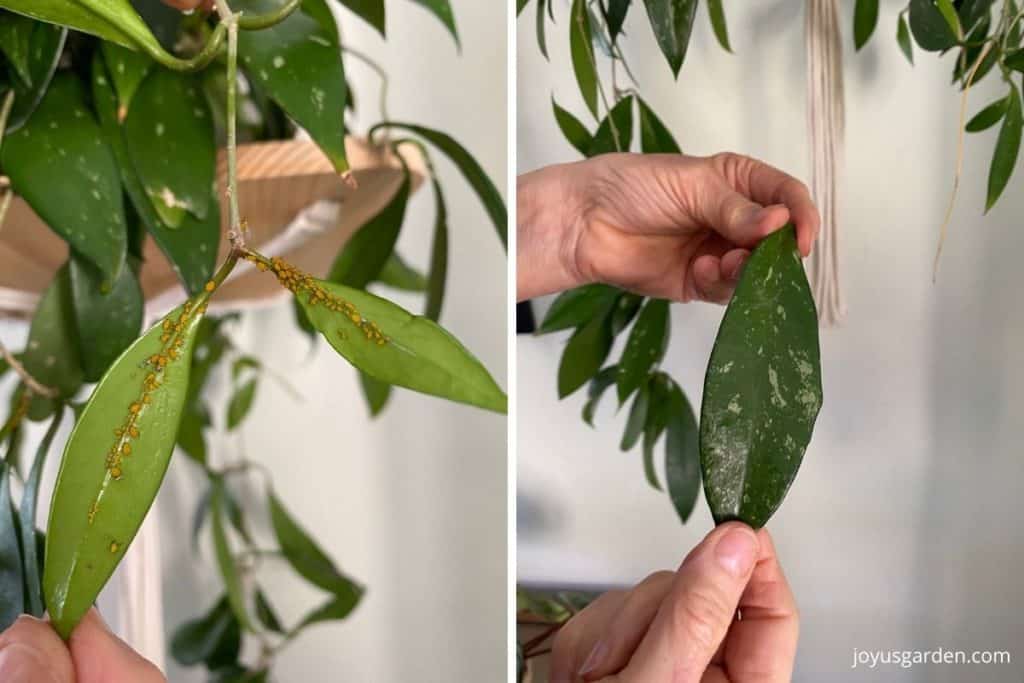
[{"left": 517, "top": 3, "right": 1024, "bottom": 682}]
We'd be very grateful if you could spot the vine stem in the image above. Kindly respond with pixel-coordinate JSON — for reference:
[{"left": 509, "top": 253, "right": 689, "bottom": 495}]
[
  {"left": 933, "top": 40, "right": 992, "bottom": 282},
  {"left": 215, "top": 0, "right": 246, "bottom": 255}
]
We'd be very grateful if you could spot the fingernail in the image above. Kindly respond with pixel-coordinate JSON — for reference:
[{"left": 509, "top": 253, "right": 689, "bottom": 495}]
[
  {"left": 0, "top": 643, "right": 48, "bottom": 683},
  {"left": 578, "top": 640, "right": 607, "bottom": 676},
  {"left": 714, "top": 527, "right": 758, "bottom": 577}
]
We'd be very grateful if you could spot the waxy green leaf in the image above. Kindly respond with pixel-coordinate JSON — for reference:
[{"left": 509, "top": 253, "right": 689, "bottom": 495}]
[
  {"left": 570, "top": 0, "right": 598, "bottom": 117},
  {"left": 0, "top": 0, "right": 147, "bottom": 50},
  {"left": 238, "top": 0, "right": 349, "bottom": 174},
  {"left": 125, "top": 68, "right": 214, "bottom": 226},
  {"left": 606, "top": 0, "right": 631, "bottom": 41},
  {"left": 44, "top": 302, "right": 206, "bottom": 638},
  {"left": 211, "top": 483, "right": 252, "bottom": 631},
  {"left": 19, "top": 407, "right": 63, "bottom": 617},
  {"left": 334, "top": 0, "right": 385, "bottom": 36},
  {"left": 170, "top": 596, "right": 241, "bottom": 669},
  {"left": 424, "top": 180, "right": 449, "bottom": 321},
  {"left": 69, "top": 255, "right": 144, "bottom": 383},
  {"left": 407, "top": 0, "right": 459, "bottom": 47},
  {"left": 616, "top": 298, "right": 669, "bottom": 403},
  {"left": 226, "top": 379, "right": 258, "bottom": 430},
  {"left": 897, "top": 14, "right": 914, "bottom": 64},
  {"left": 909, "top": 0, "right": 957, "bottom": 51},
  {"left": 642, "top": 0, "right": 698, "bottom": 77},
  {"left": 101, "top": 41, "right": 153, "bottom": 121},
  {"left": 359, "top": 372, "right": 391, "bottom": 416},
  {"left": 254, "top": 588, "right": 284, "bottom": 633},
  {"left": 0, "top": 460, "right": 23, "bottom": 631},
  {"left": 620, "top": 382, "right": 648, "bottom": 451},
  {"left": 699, "top": 226, "right": 822, "bottom": 529},
  {"left": 3, "top": 74, "right": 126, "bottom": 281},
  {"left": 587, "top": 95, "right": 633, "bottom": 156},
  {"left": 611, "top": 292, "right": 644, "bottom": 335},
  {"left": 706, "top": 0, "right": 731, "bottom": 52},
  {"left": 377, "top": 252, "right": 427, "bottom": 292},
  {"left": 552, "top": 97, "right": 593, "bottom": 156},
  {"left": 21, "top": 268, "right": 83, "bottom": 418},
  {"left": 582, "top": 365, "right": 617, "bottom": 426},
  {"left": 536, "top": 0, "right": 549, "bottom": 59},
  {"left": 966, "top": 95, "right": 1008, "bottom": 132},
  {"left": 329, "top": 172, "right": 410, "bottom": 288},
  {"left": 641, "top": 376, "right": 670, "bottom": 491},
  {"left": 665, "top": 383, "right": 700, "bottom": 523},
  {"left": 557, "top": 313, "right": 613, "bottom": 398},
  {"left": 986, "top": 83, "right": 1022, "bottom": 212},
  {"left": 0, "top": 11, "right": 34, "bottom": 85},
  {"left": 637, "top": 97, "right": 681, "bottom": 154},
  {"left": 538, "top": 284, "right": 618, "bottom": 334},
  {"left": 853, "top": 0, "right": 879, "bottom": 50},
  {"left": 292, "top": 273, "right": 506, "bottom": 412},
  {"left": 3, "top": 20, "right": 64, "bottom": 132}
]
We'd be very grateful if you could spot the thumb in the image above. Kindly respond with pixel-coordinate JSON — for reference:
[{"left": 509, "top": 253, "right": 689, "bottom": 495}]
[
  {"left": 618, "top": 523, "right": 760, "bottom": 683},
  {"left": 69, "top": 609, "right": 166, "bottom": 683},
  {"left": 698, "top": 176, "right": 791, "bottom": 249},
  {"left": 0, "top": 615, "right": 74, "bottom": 682}
]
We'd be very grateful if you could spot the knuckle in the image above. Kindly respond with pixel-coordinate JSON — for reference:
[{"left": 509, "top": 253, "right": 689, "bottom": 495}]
[{"left": 675, "top": 586, "right": 731, "bottom": 652}]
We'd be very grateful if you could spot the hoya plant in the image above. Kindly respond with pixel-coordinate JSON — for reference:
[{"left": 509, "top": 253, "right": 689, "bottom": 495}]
[{"left": 0, "top": 0, "right": 505, "bottom": 680}]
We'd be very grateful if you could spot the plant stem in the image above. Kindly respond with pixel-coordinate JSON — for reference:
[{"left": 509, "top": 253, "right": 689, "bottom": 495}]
[
  {"left": 237, "top": 0, "right": 302, "bottom": 30},
  {"left": 0, "top": 343, "right": 59, "bottom": 399}
]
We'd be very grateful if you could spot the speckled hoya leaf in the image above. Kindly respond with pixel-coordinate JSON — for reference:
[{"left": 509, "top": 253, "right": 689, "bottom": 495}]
[
  {"left": 699, "top": 226, "right": 822, "bottom": 529},
  {"left": 100, "top": 41, "right": 152, "bottom": 121}
]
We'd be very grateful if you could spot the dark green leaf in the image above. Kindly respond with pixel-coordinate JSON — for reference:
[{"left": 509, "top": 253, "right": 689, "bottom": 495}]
[
  {"left": 0, "top": 460, "right": 24, "bottom": 631},
  {"left": 587, "top": 95, "right": 633, "bottom": 156},
  {"left": 518, "top": 0, "right": 529, "bottom": 15},
  {"left": 130, "top": 0, "right": 182, "bottom": 51},
  {"left": 370, "top": 122, "right": 507, "bottom": 249},
  {"left": 637, "top": 97, "right": 681, "bottom": 154},
  {"left": 706, "top": 0, "right": 731, "bottom": 51},
  {"left": 100, "top": 41, "right": 152, "bottom": 120},
  {"left": 334, "top": 0, "right": 385, "bottom": 36},
  {"left": 581, "top": 365, "right": 617, "bottom": 426},
  {"left": 298, "top": 592, "right": 362, "bottom": 628},
  {"left": 69, "top": 254, "right": 144, "bottom": 383},
  {"left": 570, "top": 0, "right": 598, "bottom": 117},
  {"left": 406, "top": 0, "right": 459, "bottom": 47},
  {"left": 170, "top": 596, "right": 241, "bottom": 668},
  {"left": 966, "top": 95, "right": 1008, "bottom": 132},
  {"left": 606, "top": 0, "right": 631, "bottom": 41},
  {"left": 536, "top": 0, "right": 549, "bottom": 59},
  {"left": 897, "top": 13, "right": 914, "bottom": 64},
  {"left": 642, "top": 0, "right": 698, "bottom": 77},
  {"left": 557, "top": 314, "right": 613, "bottom": 398},
  {"left": 1005, "top": 48, "right": 1024, "bottom": 72},
  {"left": 853, "top": 0, "right": 879, "bottom": 49},
  {"left": 302, "top": 0, "right": 340, "bottom": 42},
  {"left": 0, "top": 0, "right": 143, "bottom": 50},
  {"left": 909, "top": 0, "right": 957, "bottom": 51},
  {"left": 125, "top": 68, "right": 214, "bottom": 226},
  {"left": 538, "top": 284, "right": 618, "bottom": 334},
  {"left": 957, "top": 0, "right": 994, "bottom": 33},
  {"left": 254, "top": 587, "right": 284, "bottom": 633},
  {"left": 610, "top": 292, "right": 644, "bottom": 335},
  {"left": 424, "top": 180, "right": 449, "bottom": 321},
  {"left": 359, "top": 371, "right": 391, "bottom": 416},
  {"left": 377, "top": 252, "right": 427, "bottom": 292},
  {"left": 0, "top": 12, "right": 34, "bottom": 85},
  {"left": 330, "top": 173, "right": 410, "bottom": 288},
  {"left": 19, "top": 408, "right": 63, "bottom": 617},
  {"left": 232, "top": 356, "right": 261, "bottom": 382},
  {"left": 665, "top": 383, "right": 700, "bottom": 523},
  {"left": 620, "top": 382, "right": 648, "bottom": 451},
  {"left": 227, "top": 379, "right": 258, "bottom": 430},
  {"left": 211, "top": 482, "right": 252, "bottom": 631},
  {"left": 268, "top": 489, "right": 363, "bottom": 600},
  {"left": 2, "top": 74, "right": 126, "bottom": 281},
  {"left": 191, "top": 488, "right": 211, "bottom": 551},
  {"left": 699, "top": 226, "right": 822, "bottom": 529},
  {"left": 22, "top": 267, "right": 84, "bottom": 406},
  {"left": 641, "top": 376, "right": 670, "bottom": 491},
  {"left": 552, "top": 97, "right": 592, "bottom": 156},
  {"left": 177, "top": 403, "right": 208, "bottom": 464},
  {"left": 238, "top": 0, "right": 349, "bottom": 173},
  {"left": 936, "top": 0, "right": 960, "bottom": 35},
  {"left": 986, "top": 83, "right": 1022, "bottom": 212},
  {"left": 616, "top": 298, "right": 669, "bottom": 403}
]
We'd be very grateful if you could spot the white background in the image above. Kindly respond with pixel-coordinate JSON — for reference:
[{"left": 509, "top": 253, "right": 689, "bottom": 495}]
[
  {"left": 517, "top": 2, "right": 1024, "bottom": 682},
  {"left": 1, "top": 0, "right": 508, "bottom": 681}
]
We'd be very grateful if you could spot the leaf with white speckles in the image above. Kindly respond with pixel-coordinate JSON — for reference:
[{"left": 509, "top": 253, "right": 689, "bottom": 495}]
[
  {"left": 699, "top": 225, "right": 822, "bottom": 529},
  {"left": 641, "top": 0, "right": 697, "bottom": 78},
  {"left": 100, "top": 41, "right": 153, "bottom": 121}
]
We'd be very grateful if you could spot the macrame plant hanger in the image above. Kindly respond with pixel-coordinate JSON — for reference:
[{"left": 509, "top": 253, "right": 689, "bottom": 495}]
[{"left": 805, "top": 0, "right": 846, "bottom": 326}]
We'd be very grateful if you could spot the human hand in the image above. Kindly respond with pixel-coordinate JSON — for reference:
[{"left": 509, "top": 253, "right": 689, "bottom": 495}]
[
  {"left": 549, "top": 523, "right": 798, "bottom": 683},
  {"left": 517, "top": 153, "right": 820, "bottom": 302},
  {"left": 0, "top": 609, "right": 165, "bottom": 683}
]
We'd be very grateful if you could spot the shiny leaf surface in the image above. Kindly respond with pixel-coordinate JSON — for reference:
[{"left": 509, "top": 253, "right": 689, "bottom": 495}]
[
  {"left": 986, "top": 83, "right": 1021, "bottom": 212},
  {"left": 19, "top": 408, "right": 63, "bottom": 617},
  {"left": 570, "top": 0, "right": 598, "bottom": 117},
  {"left": 616, "top": 298, "right": 669, "bottom": 403},
  {"left": 665, "top": 383, "right": 700, "bottom": 523},
  {"left": 642, "top": 0, "right": 697, "bottom": 77},
  {"left": 69, "top": 255, "right": 144, "bottom": 383}
]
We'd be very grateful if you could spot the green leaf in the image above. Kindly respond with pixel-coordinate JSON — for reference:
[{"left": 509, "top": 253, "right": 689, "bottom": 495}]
[
  {"left": 21, "top": 267, "right": 84, "bottom": 409},
  {"left": 44, "top": 302, "right": 206, "bottom": 638},
  {"left": 665, "top": 382, "right": 700, "bottom": 523},
  {"left": 558, "top": 314, "right": 613, "bottom": 398},
  {"left": 642, "top": 0, "right": 698, "bottom": 77},
  {"left": 20, "top": 408, "right": 64, "bottom": 617},
  {"left": 406, "top": 0, "right": 459, "bottom": 47},
  {"left": 424, "top": 180, "right": 449, "bottom": 321},
  {"left": 570, "top": 0, "right": 598, "bottom": 117},
  {"left": 69, "top": 255, "right": 144, "bottom": 383},
  {"left": 232, "top": 356, "right": 261, "bottom": 382},
  {"left": 620, "top": 382, "right": 648, "bottom": 451},
  {"left": 211, "top": 482, "right": 252, "bottom": 631},
  {"left": 587, "top": 95, "right": 633, "bottom": 156},
  {"left": 100, "top": 41, "right": 153, "bottom": 121},
  {"left": 226, "top": 379, "right": 258, "bottom": 430},
  {"left": 298, "top": 593, "right": 361, "bottom": 628},
  {"left": 330, "top": 172, "right": 410, "bottom": 288},
  {"left": 606, "top": 0, "right": 631, "bottom": 41},
  {"left": 706, "top": 0, "right": 731, "bottom": 52},
  {"left": 377, "top": 252, "right": 427, "bottom": 292},
  {"left": 538, "top": 284, "right": 618, "bottom": 334},
  {"left": 518, "top": 0, "right": 530, "bottom": 15},
  {"left": 908, "top": 0, "right": 957, "bottom": 51},
  {"left": 896, "top": 13, "right": 914, "bottom": 65},
  {"left": 610, "top": 292, "right": 644, "bottom": 335},
  {"left": 0, "top": 0, "right": 151, "bottom": 51},
  {"left": 552, "top": 97, "right": 592, "bottom": 156},
  {"left": 936, "top": 0, "right": 960, "bottom": 36},
  {"left": 238, "top": 0, "right": 349, "bottom": 174},
  {"left": 177, "top": 403, "right": 209, "bottom": 465},
  {"left": 1005, "top": 49, "right": 1024, "bottom": 71},
  {"left": 2, "top": 74, "right": 126, "bottom": 281},
  {"left": 0, "top": 460, "right": 24, "bottom": 631},
  {"left": 986, "top": 83, "right": 1022, "bottom": 212},
  {"left": 536, "top": 0, "right": 549, "bottom": 59},
  {"left": 581, "top": 365, "right": 617, "bottom": 426},
  {"left": 853, "top": 0, "right": 879, "bottom": 50},
  {"left": 957, "top": 0, "right": 995, "bottom": 32},
  {"left": 966, "top": 95, "right": 1008, "bottom": 133},
  {"left": 359, "top": 372, "right": 391, "bottom": 416},
  {"left": 268, "top": 490, "right": 363, "bottom": 602},
  {"left": 334, "top": 0, "right": 385, "bottom": 36},
  {"left": 292, "top": 271, "right": 507, "bottom": 413},
  {"left": 637, "top": 97, "right": 681, "bottom": 154},
  {"left": 0, "top": 11, "right": 34, "bottom": 85},
  {"left": 699, "top": 226, "right": 822, "bottom": 529},
  {"left": 641, "top": 376, "right": 670, "bottom": 491},
  {"left": 170, "top": 596, "right": 242, "bottom": 668},
  {"left": 254, "top": 587, "right": 284, "bottom": 633},
  {"left": 370, "top": 122, "right": 507, "bottom": 249},
  {"left": 616, "top": 299, "right": 669, "bottom": 403},
  {"left": 91, "top": 54, "right": 218, "bottom": 295},
  {"left": 125, "top": 68, "right": 214, "bottom": 226}
]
